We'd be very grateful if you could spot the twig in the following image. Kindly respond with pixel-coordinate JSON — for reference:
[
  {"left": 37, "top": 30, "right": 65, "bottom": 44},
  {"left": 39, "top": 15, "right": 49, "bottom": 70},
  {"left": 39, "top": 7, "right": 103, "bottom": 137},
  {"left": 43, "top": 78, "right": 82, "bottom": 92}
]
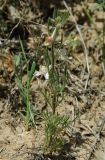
[
  {"left": 0, "top": 0, "right": 7, "bottom": 10},
  {"left": 63, "top": 0, "right": 90, "bottom": 74},
  {"left": 86, "top": 116, "right": 105, "bottom": 160},
  {"left": 102, "top": 62, "right": 105, "bottom": 76},
  {"left": 8, "top": 20, "right": 21, "bottom": 39},
  {"left": 84, "top": 74, "right": 89, "bottom": 91},
  {"left": 75, "top": 96, "right": 81, "bottom": 123}
]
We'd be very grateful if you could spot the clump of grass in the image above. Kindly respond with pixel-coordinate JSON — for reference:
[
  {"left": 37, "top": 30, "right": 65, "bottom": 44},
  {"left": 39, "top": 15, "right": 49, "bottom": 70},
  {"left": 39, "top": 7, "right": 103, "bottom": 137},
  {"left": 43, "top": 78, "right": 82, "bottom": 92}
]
[
  {"left": 43, "top": 112, "right": 69, "bottom": 154},
  {"left": 41, "top": 9, "right": 70, "bottom": 153},
  {"left": 14, "top": 9, "right": 70, "bottom": 153},
  {"left": 96, "top": 0, "right": 105, "bottom": 10},
  {"left": 14, "top": 39, "right": 36, "bottom": 127}
]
